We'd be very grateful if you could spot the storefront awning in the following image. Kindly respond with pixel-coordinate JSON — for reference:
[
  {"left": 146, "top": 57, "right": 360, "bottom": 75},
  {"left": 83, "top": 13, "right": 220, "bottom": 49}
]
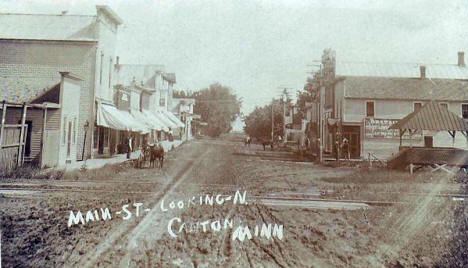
[
  {"left": 161, "top": 110, "right": 185, "bottom": 128},
  {"left": 97, "top": 103, "right": 149, "bottom": 133},
  {"left": 155, "top": 110, "right": 178, "bottom": 129},
  {"left": 130, "top": 110, "right": 156, "bottom": 134},
  {"left": 141, "top": 110, "right": 169, "bottom": 132}
]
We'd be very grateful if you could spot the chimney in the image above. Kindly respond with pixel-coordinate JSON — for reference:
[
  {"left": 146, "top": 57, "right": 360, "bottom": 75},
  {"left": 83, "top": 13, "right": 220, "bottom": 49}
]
[
  {"left": 420, "top": 65, "right": 426, "bottom": 79},
  {"left": 458, "top": 51, "right": 465, "bottom": 67}
]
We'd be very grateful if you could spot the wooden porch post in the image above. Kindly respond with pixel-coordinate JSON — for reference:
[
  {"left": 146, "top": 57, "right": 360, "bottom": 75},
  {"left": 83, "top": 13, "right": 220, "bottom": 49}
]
[
  {"left": 0, "top": 100, "right": 7, "bottom": 147},
  {"left": 17, "top": 102, "right": 27, "bottom": 166}
]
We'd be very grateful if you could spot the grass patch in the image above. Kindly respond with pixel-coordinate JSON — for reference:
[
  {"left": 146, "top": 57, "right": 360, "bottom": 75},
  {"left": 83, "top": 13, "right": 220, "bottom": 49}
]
[
  {"left": 0, "top": 165, "right": 64, "bottom": 180},
  {"left": 0, "top": 161, "right": 133, "bottom": 181},
  {"left": 61, "top": 161, "right": 132, "bottom": 181}
]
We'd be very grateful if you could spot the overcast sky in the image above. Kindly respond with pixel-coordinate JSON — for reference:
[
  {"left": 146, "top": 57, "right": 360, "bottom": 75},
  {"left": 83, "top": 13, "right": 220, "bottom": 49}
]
[{"left": 1, "top": 0, "right": 467, "bottom": 114}]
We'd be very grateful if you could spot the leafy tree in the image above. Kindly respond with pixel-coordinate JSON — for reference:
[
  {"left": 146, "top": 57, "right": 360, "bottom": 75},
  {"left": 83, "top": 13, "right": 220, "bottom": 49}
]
[
  {"left": 296, "top": 73, "right": 320, "bottom": 116},
  {"left": 192, "top": 83, "right": 241, "bottom": 137},
  {"left": 243, "top": 99, "right": 284, "bottom": 140}
]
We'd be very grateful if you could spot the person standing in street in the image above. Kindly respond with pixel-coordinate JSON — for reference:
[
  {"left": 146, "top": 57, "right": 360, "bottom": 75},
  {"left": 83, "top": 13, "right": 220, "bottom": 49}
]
[{"left": 127, "top": 136, "right": 132, "bottom": 159}]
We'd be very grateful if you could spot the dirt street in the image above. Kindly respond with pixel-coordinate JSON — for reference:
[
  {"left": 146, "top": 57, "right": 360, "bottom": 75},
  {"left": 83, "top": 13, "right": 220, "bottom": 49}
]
[{"left": 0, "top": 135, "right": 465, "bottom": 267}]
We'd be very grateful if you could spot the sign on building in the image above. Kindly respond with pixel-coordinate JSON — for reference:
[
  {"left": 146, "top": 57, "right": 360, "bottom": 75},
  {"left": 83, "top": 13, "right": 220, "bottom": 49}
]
[{"left": 364, "top": 118, "right": 422, "bottom": 139}]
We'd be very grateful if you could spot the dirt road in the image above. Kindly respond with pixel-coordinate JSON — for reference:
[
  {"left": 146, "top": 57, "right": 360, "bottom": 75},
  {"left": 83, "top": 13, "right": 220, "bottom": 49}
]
[{"left": 1, "top": 136, "right": 465, "bottom": 267}]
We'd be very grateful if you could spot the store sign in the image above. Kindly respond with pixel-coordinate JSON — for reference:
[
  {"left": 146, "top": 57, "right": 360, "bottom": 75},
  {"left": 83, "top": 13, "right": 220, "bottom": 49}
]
[{"left": 364, "top": 118, "right": 422, "bottom": 139}]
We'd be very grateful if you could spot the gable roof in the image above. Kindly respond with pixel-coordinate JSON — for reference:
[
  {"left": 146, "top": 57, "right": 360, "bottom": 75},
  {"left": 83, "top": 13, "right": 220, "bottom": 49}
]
[
  {"left": 162, "top": 73, "right": 176, "bottom": 83},
  {"left": 389, "top": 101, "right": 468, "bottom": 131},
  {"left": 0, "top": 13, "right": 97, "bottom": 41},
  {"left": 344, "top": 76, "right": 468, "bottom": 101},
  {"left": 114, "top": 64, "right": 165, "bottom": 87},
  {"left": 337, "top": 62, "right": 468, "bottom": 79}
]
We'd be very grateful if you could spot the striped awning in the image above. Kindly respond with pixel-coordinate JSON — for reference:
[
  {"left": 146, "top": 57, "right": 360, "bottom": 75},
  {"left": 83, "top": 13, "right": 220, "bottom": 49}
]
[
  {"left": 161, "top": 110, "right": 185, "bottom": 128},
  {"left": 155, "top": 110, "right": 178, "bottom": 129},
  {"left": 389, "top": 101, "right": 468, "bottom": 131},
  {"left": 141, "top": 110, "right": 169, "bottom": 132},
  {"left": 97, "top": 103, "right": 149, "bottom": 133}
]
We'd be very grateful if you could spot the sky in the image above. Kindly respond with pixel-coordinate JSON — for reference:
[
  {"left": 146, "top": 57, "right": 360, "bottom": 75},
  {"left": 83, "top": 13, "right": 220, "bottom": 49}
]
[{"left": 1, "top": 0, "right": 467, "bottom": 115}]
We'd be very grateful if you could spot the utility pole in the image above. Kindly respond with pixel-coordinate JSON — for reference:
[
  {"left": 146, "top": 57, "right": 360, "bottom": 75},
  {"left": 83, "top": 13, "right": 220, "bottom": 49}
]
[
  {"left": 318, "top": 66, "right": 324, "bottom": 164},
  {"left": 271, "top": 98, "right": 274, "bottom": 143}
]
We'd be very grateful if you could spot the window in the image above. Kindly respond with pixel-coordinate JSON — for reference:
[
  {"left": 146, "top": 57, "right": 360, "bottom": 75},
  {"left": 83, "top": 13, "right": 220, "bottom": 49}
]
[
  {"left": 160, "top": 96, "right": 166, "bottom": 106},
  {"left": 62, "top": 117, "right": 67, "bottom": 144},
  {"left": 108, "top": 58, "right": 113, "bottom": 89},
  {"left": 439, "top": 103, "right": 448, "bottom": 109},
  {"left": 73, "top": 117, "right": 76, "bottom": 144},
  {"left": 366, "top": 101, "right": 374, "bottom": 117},
  {"left": 414, "top": 102, "right": 422, "bottom": 111},
  {"left": 100, "top": 52, "right": 104, "bottom": 85},
  {"left": 462, "top": 104, "right": 468, "bottom": 119}
]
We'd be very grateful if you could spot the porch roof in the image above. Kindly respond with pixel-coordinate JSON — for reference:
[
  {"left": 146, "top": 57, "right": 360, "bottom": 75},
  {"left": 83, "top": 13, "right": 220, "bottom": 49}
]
[{"left": 389, "top": 101, "right": 468, "bottom": 131}]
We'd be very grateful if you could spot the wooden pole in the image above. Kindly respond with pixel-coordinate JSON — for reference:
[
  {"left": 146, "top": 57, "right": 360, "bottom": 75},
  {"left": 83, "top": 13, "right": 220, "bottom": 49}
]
[
  {"left": 17, "top": 102, "right": 27, "bottom": 166},
  {"left": 271, "top": 98, "right": 274, "bottom": 143},
  {"left": 0, "top": 100, "right": 7, "bottom": 147}
]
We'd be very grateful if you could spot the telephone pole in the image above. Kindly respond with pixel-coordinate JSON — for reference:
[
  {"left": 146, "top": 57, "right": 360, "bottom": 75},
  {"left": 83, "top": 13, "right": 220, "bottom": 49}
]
[{"left": 271, "top": 98, "right": 274, "bottom": 142}]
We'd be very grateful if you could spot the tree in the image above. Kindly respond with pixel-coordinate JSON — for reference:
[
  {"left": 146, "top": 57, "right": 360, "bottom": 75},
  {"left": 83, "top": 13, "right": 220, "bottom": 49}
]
[
  {"left": 192, "top": 83, "right": 241, "bottom": 137},
  {"left": 296, "top": 74, "right": 320, "bottom": 116},
  {"left": 243, "top": 99, "right": 283, "bottom": 140}
]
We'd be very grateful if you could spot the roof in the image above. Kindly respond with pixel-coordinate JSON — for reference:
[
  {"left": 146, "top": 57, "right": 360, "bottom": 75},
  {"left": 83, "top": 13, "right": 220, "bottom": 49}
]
[
  {"left": 344, "top": 76, "right": 468, "bottom": 101},
  {"left": 30, "top": 83, "right": 60, "bottom": 104},
  {"left": 389, "top": 101, "right": 468, "bottom": 131},
  {"left": 96, "top": 5, "right": 123, "bottom": 25},
  {"left": 337, "top": 62, "right": 468, "bottom": 79},
  {"left": 0, "top": 75, "right": 61, "bottom": 103},
  {"left": 162, "top": 73, "right": 176, "bottom": 83},
  {"left": 114, "top": 64, "right": 165, "bottom": 87},
  {"left": 0, "top": 13, "right": 97, "bottom": 41}
]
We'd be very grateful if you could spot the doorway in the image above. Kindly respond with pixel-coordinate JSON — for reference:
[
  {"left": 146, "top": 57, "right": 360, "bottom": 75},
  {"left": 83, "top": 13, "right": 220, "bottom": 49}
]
[
  {"left": 343, "top": 125, "right": 361, "bottom": 158},
  {"left": 18, "top": 120, "right": 32, "bottom": 157}
]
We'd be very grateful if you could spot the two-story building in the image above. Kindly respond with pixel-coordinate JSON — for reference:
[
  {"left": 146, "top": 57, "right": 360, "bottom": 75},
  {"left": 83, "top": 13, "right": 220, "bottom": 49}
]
[
  {"left": 0, "top": 5, "right": 125, "bottom": 166},
  {"left": 171, "top": 97, "right": 197, "bottom": 140},
  {"left": 319, "top": 50, "right": 468, "bottom": 159},
  {"left": 113, "top": 63, "right": 184, "bottom": 150}
]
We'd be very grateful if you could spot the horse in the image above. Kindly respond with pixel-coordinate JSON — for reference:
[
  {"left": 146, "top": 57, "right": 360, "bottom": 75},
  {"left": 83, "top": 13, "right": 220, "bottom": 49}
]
[
  {"left": 244, "top": 136, "right": 251, "bottom": 147},
  {"left": 260, "top": 139, "right": 274, "bottom": 151},
  {"left": 150, "top": 144, "right": 164, "bottom": 169}
]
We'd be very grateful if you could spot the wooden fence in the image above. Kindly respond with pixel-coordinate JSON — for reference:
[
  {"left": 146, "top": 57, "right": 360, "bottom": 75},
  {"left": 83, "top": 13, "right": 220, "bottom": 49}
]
[{"left": 0, "top": 101, "right": 28, "bottom": 171}]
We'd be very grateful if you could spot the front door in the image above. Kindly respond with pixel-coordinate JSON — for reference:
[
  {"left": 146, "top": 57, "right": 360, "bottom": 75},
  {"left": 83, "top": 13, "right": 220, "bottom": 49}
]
[
  {"left": 343, "top": 125, "right": 361, "bottom": 158},
  {"left": 424, "top": 136, "right": 433, "bottom": 148}
]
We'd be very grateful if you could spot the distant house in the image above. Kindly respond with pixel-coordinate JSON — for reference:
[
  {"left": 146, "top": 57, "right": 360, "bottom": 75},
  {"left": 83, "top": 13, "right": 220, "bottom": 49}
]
[
  {"left": 171, "top": 97, "right": 196, "bottom": 140},
  {"left": 0, "top": 5, "right": 123, "bottom": 166},
  {"left": 319, "top": 50, "right": 468, "bottom": 159}
]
